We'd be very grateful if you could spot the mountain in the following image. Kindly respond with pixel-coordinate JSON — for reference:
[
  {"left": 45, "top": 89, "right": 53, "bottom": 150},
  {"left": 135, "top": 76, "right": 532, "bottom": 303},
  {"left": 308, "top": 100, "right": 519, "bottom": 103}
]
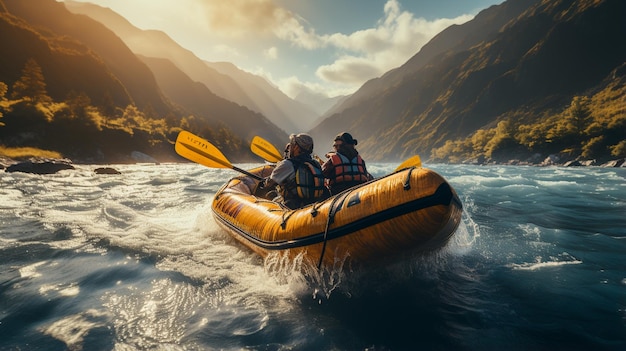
[
  {"left": 0, "top": 0, "right": 288, "bottom": 161},
  {"left": 0, "top": 2, "right": 134, "bottom": 109},
  {"left": 138, "top": 55, "right": 287, "bottom": 147},
  {"left": 63, "top": 0, "right": 321, "bottom": 133},
  {"left": 3, "top": 0, "right": 174, "bottom": 116},
  {"left": 4, "top": 0, "right": 621, "bottom": 164},
  {"left": 293, "top": 88, "right": 348, "bottom": 117},
  {"left": 309, "top": 0, "right": 626, "bottom": 161},
  {"left": 204, "top": 61, "right": 319, "bottom": 131}
]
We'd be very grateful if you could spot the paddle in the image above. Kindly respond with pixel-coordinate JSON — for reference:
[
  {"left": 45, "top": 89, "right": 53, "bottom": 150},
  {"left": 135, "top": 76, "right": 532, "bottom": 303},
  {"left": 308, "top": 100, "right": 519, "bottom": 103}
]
[
  {"left": 251, "top": 134, "right": 421, "bottom": 171},
  {"left": 175, "top": 130, "right": 264, "bottom": 181},
  {"left": 250, "top": 136, "right": 283, "bottom": 163},
  {"left": 394, "top": 155, "right": 422, "bottom": 171},
  {"left": 252, "top": 135, "right": 326, "bottom": 163}
]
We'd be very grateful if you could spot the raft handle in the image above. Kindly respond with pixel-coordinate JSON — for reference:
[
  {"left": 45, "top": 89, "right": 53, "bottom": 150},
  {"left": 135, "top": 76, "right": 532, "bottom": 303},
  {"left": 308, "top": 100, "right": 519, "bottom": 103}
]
[
  {"left": 317, "top": 193, "right": 344, "bottom": 270},
  {"left": 403, "top": 167, "right": 415, "bottom": 190}
]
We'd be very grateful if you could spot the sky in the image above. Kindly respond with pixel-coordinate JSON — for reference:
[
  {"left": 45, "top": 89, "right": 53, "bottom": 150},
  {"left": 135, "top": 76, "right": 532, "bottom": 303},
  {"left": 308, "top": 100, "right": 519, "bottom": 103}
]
[{"left": 65, "top": 0, "right": 504, "bottom": 98}]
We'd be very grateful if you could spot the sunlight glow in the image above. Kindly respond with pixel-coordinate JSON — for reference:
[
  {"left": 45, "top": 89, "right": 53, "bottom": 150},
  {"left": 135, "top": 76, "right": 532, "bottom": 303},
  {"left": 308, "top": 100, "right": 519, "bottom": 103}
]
[{"left": 63, "top": 0, "right": 487, "bottom": 96}]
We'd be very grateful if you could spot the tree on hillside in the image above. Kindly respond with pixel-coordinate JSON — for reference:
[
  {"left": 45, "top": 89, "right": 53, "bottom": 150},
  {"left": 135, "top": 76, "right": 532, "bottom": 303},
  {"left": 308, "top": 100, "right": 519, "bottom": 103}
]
[
  {"left": 11, "top": 59, "right": 51, "bottom": 103},
  {"left": 543, "top": 96, "right": 592, "bottom": 151},
  {"left": 61, "top": 90, "right": 104, "bottom": 131},
  {"left": 99, "top": 91, "right": 118, "bottom": 117},
  {"left": 121, "top": 105, "right": 145, "bottom": 132},
  {"left": 567, "top": 96, "right": 591, "bottom": 136},
  {"left": 0, "top": 82, "right": 7, "bottom": 99},
  {"left": 610, "top": 140, "right": 626, "bottom": 158},
  {"left": 0, "top": 81, "right": 7, "bottom": 126},
  {"left": 66, "top": 91, "right": 92, "bottom": 120},
  {"left": 485, "top": 120, "right": 518, "bottom": 160},
  {"left": 581, "top": 135, "right": 605, "bottom": 159}
]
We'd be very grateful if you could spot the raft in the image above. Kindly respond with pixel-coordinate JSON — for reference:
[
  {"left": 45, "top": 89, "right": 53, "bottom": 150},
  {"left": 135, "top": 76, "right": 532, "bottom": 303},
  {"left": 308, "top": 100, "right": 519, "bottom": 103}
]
[{"left": 211, "top": 164, "right": 463, "bottom": 269}]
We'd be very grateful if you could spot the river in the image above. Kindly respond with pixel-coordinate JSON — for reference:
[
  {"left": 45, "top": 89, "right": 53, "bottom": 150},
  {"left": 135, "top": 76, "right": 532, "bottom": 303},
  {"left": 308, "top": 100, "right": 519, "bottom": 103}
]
[{"left": 0, "top": 163, "right": 624, "bottom": 350}]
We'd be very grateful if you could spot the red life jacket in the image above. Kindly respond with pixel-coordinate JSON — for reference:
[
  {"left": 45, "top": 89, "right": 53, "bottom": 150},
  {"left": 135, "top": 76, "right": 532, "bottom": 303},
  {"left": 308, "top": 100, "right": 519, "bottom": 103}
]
[{"left": 327, "top": 153, "right": 369, "bottom": 186}]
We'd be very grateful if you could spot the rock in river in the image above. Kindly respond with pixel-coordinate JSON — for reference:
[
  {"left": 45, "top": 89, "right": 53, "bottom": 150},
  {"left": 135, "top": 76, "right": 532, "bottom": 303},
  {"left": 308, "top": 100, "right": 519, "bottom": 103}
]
[{"left": 5, "top": 160, "right": 75, "bottom": 174}]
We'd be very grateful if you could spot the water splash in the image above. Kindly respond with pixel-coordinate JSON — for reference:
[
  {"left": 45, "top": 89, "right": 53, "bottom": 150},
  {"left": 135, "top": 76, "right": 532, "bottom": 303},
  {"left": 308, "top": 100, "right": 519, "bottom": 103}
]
[
  {"left": 445, "top": 193, "right": 481, "bottom": 255},
  {"left": 507, "top": 253, "right": 583, "bottom": 271},
  {"left": 263, "top": 250, "right": 351, "bottom": 303},
  {"left": 40, "top": 309, "right": 110, "bottom": 351}
]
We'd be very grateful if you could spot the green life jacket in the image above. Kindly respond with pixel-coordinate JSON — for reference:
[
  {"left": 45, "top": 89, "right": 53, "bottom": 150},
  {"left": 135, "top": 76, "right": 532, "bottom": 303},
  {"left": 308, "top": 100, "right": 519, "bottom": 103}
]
[{"left": 281, "top": 158, "right": 326, "bottom": 205}]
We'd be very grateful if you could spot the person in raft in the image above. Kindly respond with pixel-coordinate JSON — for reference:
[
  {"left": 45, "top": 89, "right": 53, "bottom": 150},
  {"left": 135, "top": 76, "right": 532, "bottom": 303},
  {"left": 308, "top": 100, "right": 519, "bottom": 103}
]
[
  {"left": 322, "top": 132, "right": 373, "bottom": 195},
  {"left": 263, "top": 133, "right": 327, "bottom": 209}
]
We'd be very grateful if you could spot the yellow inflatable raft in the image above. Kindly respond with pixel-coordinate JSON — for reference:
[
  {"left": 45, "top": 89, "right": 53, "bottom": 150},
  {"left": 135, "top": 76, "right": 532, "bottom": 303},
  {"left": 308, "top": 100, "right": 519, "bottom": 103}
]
[{"left": 211, "top": 164, "right": 463, "bottom": 269}]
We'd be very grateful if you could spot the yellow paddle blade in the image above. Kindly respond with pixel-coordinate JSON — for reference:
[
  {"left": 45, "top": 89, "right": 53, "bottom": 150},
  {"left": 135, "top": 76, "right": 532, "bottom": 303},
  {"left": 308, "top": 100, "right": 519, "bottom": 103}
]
[
  {"left": 250, "top": 135, "right": 283, "bottom": 163},
  {"left": 175, "top": 130, "right": 232, "bottom": 169},
  {"left": 395, "top": 155, "right": 422, "bottom": 171}
]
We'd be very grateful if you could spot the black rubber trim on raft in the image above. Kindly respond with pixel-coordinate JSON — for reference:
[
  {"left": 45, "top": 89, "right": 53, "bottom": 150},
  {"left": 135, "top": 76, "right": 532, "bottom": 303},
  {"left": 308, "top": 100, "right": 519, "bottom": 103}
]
[{"left": 212, "top": 182, "right": 460, "bottom": 251}]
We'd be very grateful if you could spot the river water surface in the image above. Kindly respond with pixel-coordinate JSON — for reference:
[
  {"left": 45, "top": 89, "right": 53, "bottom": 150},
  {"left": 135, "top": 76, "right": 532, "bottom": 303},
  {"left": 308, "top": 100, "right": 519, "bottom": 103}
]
[{"left": 0, "top": 163, "right": 624, "bottom": 350}]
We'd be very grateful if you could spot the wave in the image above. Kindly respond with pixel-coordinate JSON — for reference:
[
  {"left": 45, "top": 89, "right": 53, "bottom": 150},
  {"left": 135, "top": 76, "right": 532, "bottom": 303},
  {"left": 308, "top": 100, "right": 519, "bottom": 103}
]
[{"left": 507, "top": 259, "right": 582, "bottom": 271}]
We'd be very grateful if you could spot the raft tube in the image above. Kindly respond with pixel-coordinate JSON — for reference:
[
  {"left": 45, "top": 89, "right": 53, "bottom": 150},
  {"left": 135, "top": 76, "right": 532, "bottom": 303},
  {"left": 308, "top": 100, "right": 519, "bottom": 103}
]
[{"left": 211, "top": 165, "right": 462, "bottom": 269}]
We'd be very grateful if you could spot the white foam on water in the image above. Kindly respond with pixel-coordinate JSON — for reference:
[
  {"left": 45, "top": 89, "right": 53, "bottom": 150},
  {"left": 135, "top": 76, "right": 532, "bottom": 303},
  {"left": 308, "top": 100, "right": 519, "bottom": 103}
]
[
  {"left": 507, "top": 254, "right": 583, "bottom": 271},
  {"left": 40, "top": 309, "right": 110, "bottom": 350},
  {"left": 18, "top": 261, "right": 47, "bottom": 279}
]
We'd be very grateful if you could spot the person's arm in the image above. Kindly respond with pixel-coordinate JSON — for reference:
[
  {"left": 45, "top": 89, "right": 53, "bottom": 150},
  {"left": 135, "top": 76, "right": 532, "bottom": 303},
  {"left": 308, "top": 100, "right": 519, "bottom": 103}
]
[
  {"left": 265, "top": 160, "right": 293, "bottom": 187},
  {"left": 362, "top": 159, "right": 374, "bottom": 180},
  {"left": 264, "top": 177, "right": 277, "bottom": 189},
  {"left": 321, "top": 155, "right": 334, "bottom": 178}
]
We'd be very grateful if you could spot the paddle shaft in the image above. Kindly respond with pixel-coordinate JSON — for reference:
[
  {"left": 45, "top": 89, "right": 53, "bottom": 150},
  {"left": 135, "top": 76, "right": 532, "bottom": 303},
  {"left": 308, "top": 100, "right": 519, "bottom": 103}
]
[{"left": 178, "top": 139, "right": 264, "bottom": 181}]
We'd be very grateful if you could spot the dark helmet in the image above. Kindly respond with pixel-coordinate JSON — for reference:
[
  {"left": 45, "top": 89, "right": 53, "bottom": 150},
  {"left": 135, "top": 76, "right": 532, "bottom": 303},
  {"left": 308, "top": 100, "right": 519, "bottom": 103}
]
[{"left": 335, "top": 132, "right": 357, "bottom": 145}]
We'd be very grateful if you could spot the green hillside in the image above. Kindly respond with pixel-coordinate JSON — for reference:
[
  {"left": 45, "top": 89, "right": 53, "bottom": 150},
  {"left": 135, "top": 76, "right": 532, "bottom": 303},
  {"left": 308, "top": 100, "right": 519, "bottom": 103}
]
[
  {"left": 310, "top": 0, "right": 626, "bottom": 164},
  {"left": 0, "top": 0, "right": 287, "bottom": 163}
]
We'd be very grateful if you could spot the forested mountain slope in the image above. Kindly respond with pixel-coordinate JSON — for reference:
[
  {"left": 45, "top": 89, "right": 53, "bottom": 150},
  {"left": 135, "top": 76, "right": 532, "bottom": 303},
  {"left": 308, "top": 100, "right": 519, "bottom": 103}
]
[
  {"left": 310, "top": 0, "right": 626, "bottom": 163},
  {"left": 0, "top": 0, "right": 288, "bottom": 162},
  {"left": 64, "top": 0, "right": 321, "bottom": 133}
]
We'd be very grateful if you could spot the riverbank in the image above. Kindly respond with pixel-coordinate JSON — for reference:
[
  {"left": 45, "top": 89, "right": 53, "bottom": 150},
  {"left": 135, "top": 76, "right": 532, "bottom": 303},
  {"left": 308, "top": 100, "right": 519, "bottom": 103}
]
[
  {"left": 3, "top": 154, "right": 625, "bottom": 176},
  {"left": 460, "top": 153, "right": 625, "bottom": 168}
]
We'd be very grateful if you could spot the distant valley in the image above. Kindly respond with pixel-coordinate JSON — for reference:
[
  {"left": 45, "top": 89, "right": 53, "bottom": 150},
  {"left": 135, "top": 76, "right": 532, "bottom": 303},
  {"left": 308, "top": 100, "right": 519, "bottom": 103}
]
[{"left": 0, "top": 0, "right": 624, "bottom": 165}]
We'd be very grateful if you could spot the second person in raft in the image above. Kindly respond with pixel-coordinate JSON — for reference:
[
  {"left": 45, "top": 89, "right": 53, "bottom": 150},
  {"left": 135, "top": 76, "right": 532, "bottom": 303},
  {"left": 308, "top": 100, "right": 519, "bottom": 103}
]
[
  {"left": 322, "top": 132, "right": 373, "bottom": 195},
  {"left": 263, "top": 133, "right": 328, "bottom": 209}
]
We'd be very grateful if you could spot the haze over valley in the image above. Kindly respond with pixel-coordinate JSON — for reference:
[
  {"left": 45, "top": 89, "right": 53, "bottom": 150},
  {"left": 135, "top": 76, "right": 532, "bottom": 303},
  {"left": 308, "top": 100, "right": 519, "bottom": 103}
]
[{"left": 0, "top": 0, "right": 624, "bottom": 165}]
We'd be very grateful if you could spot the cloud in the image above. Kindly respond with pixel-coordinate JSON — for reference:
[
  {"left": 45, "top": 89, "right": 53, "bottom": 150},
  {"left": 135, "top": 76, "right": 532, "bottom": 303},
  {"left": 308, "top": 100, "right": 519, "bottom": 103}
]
[
  {"left": 315, "top": 0, "right": 473, "bottom": 86},
  {"left": 212, "top": 0, "right": 473, "bottom": 89},
  {"left": 280, "top": 77, "right": 356, "bottom": 100},
  {"left": 263, "top": 47, "right": 278, "bottom": 60},
  {"left": 212, "top": 44, "right": 242, "bottom": 59},
  {"left": 86, "top": 0, "right": 478, "bottom": 97},
  {"left": 316, "top": 57, "right": 383, "bottom": 85},
  {"left": 197, "top": 0, "right": 284, "bottom": 37},
  {"left": 272, "top": 15, "right": 323, "bottom": 50},
  {"left": 180, "top": 0, "right": 474, "bottom": 89},
  {"left": 276, "top": 76, "right": 306, "bottom": 98},
  {"left": 190, "top": 0, "right": 318, "bottom": 45},
  {"left": 252, "top": 72, "right": 352, "bottom": 99},
  {"left": 175, "top": 0, "right": 319, "bottom": 49}
]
